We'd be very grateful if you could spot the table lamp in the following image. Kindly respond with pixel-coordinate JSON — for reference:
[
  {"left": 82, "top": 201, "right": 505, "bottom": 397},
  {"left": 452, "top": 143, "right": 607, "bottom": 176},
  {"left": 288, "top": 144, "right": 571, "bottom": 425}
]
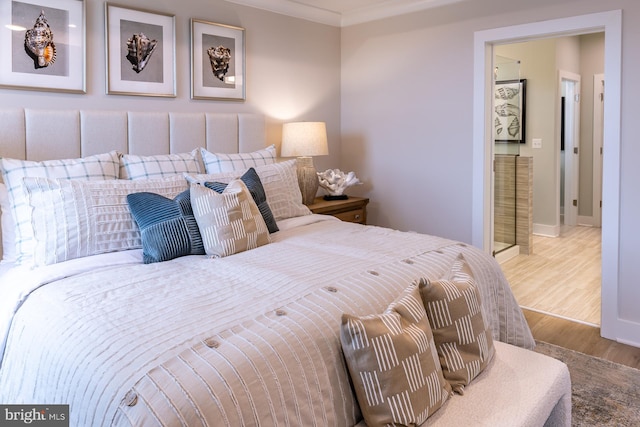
[{"left": 281, "top": 121, "right": 329, "bottom": 205}]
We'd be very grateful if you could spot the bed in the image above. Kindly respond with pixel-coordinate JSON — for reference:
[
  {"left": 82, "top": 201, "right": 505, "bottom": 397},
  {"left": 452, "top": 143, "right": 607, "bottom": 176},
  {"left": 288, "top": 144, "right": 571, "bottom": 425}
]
[{"left": 0, "top": 109, "right": 569, "bottom": 426}]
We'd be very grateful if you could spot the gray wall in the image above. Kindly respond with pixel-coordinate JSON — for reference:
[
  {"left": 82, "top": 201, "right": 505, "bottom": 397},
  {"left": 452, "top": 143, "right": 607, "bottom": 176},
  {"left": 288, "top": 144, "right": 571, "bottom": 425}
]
[
  {"left": 341, "top": 0, "right": 640, "bottom": 338},
  {"left": 0, "top": 0, "right": 342, "bottom": 172}
]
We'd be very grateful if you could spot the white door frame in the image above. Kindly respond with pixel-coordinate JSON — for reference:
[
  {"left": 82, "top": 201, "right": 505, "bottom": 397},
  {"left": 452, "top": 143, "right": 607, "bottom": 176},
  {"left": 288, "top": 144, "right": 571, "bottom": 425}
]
[
  {"left": 593, "top": 74, "right": 605, "bottom": 227},
  {"left": 560, "top": 71, "right": 581, "bottom": 227},
  {"left": 472, "top": 11, "right": 621, "bottom": 341}
]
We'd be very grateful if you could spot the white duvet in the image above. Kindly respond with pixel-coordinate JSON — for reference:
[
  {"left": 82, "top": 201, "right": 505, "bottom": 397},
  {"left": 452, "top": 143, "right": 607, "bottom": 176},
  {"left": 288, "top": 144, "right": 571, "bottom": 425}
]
[{"left": 0, "top": 215, "right": 534, "bottom": 426}]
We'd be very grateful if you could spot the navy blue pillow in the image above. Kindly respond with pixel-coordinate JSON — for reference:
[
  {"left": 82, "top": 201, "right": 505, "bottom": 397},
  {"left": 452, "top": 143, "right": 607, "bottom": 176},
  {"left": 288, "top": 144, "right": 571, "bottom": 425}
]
[
  {"left": 206, "top": 167, "right": 279, "bottom": 234},
  {"left": 127, "top": 190, "right": 205, "bottom": 264}
]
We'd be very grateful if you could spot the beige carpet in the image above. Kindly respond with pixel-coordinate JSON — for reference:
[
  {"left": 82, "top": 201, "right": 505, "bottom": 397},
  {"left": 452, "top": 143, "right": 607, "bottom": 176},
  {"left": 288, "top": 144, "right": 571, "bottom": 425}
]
[{"left": 534, "top": 341, "right": 640, "bottom": 426}]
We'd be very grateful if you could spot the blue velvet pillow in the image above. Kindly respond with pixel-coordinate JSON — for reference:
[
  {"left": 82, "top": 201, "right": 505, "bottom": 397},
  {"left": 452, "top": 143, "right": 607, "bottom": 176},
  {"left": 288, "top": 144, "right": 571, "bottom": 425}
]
[
  {"left": 127, "top": 189, "right": 205, "bottom": 264},
  {"left": 206, "top": 167, "right": 279, "bottom": 234}
]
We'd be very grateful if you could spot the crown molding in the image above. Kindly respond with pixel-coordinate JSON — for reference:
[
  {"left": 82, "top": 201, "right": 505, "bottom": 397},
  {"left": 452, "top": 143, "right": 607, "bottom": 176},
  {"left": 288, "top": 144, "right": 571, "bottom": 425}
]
[{"left": 225, "top": 0, "right": 465, "bottom": 27}]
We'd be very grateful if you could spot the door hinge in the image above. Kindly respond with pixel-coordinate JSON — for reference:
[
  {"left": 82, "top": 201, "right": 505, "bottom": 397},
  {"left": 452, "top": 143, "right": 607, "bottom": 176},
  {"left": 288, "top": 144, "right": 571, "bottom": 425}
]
[
  {"left": 573, "top": 147, "right": 579, "bottom": 154},
  {"left": 600, "top": 93, "right": 604, "bottom": 102},
  {"left": 600, "top": 200, "right": 603, "bottom": 208},
  {"left": 573, "top": 199, "right": 578, "bottom": 207}
]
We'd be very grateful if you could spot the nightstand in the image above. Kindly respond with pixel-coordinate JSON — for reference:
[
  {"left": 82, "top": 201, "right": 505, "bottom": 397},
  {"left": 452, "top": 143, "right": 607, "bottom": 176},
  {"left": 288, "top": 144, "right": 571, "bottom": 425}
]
[{"left": 308, "top": 196, "right": 369, "bottom": 224}]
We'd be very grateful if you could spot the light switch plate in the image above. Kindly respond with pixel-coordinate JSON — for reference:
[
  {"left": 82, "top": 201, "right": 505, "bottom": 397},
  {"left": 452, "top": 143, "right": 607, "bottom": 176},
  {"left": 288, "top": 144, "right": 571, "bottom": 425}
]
[{"left": 532, "top": 138, "right": 542, "bottom": 149}]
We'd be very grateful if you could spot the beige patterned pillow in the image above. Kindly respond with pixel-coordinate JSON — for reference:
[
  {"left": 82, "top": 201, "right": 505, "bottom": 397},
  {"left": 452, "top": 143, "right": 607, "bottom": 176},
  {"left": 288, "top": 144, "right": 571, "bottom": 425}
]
[
  {"left": 190, "top": 180, "right": 270, "bottom": 258},
  {"left": 340, "top": 284, "right": 452, "bottom": 426},
  {"left": 419, "top": 253, "right": 495, "bottom": 394}
]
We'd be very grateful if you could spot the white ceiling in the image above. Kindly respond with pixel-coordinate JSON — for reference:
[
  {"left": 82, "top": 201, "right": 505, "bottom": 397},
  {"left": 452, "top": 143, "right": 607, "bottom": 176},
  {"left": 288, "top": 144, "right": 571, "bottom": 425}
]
[{"left": 224, "top": 0, "right": 467, "bottom": 27}]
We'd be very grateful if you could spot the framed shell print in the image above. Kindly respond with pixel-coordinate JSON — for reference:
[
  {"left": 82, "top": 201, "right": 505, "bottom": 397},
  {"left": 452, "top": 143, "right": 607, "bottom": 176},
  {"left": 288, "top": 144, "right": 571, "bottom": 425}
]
[
  {"left": 0, "top": 0, "right": 85, "bottom": 93},
  {"left": 105, "top": 3, "right": 175, "bottom": 97},
  {"left": 494, "top": 79, "right": 526, "bottom": 143},
  {"left": 191, "top": 19, "right": 245, "bottom": 101}
]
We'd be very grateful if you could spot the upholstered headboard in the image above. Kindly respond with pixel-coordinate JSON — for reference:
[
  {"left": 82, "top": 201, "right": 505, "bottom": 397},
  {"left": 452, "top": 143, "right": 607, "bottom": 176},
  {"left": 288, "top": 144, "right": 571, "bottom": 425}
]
[{"left": 0, "top": 108, "right": 267, "bottom": 261}]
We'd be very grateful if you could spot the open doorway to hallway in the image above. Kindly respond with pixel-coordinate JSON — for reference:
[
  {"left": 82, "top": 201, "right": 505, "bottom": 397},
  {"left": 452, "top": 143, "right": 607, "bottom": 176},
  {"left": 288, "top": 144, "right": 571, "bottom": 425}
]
[{"left": 493, "top": 33, "right": 603, "bottom": 325}]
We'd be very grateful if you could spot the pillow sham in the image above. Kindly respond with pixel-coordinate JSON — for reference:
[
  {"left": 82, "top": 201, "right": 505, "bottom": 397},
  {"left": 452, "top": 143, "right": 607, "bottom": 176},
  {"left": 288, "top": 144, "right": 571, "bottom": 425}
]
[
  {"left": 23, "top": 175, "right": 188, "bottom": 266},
  {"left": 127, "top": 190, "right": 205, "bottom": 264},
  {"left": 190, "top": 180, "right": 270, "bottom": 258},
  {"left": 197, "top": 168, "right": 278, "bottom": 234},
  {"left": 187, "top": 159, "right": 310, "bottom": 221},
  {"left": 0, "top": 151, "right": 120, "bottom": 264},
  {"left": 120, "top": 149, "right": 202, "bottom": 180},
  {"left": 0, "top": 183, "right": 16, "bottom": 263},
  {"left": 419, "top": 254, "right": 496, "bottom": 394},
  {"left": 200, "top": 144, "right": 276, "bottom": 174},
  {"left": 340, "top": 283, "right": 452, "bottom": 427}
]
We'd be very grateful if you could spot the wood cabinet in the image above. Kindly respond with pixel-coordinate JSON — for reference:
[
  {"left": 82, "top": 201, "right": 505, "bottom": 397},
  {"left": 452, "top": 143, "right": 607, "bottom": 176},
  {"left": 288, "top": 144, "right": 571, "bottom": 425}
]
[{"left": 308, "top": 196, "right": 369, "bottom": 224}]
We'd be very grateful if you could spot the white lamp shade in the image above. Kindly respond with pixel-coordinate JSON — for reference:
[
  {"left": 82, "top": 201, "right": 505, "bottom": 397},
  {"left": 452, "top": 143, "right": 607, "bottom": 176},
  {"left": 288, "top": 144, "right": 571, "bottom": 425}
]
[{"left": 281, "top": 122, "right": 329, "bottom": 157}]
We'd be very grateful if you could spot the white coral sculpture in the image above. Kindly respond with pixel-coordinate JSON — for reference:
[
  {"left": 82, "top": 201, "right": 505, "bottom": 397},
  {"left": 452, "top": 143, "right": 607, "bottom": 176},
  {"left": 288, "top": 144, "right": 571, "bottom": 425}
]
[{"left": 317, "top": 169, "right": 361, "bottom": 196}]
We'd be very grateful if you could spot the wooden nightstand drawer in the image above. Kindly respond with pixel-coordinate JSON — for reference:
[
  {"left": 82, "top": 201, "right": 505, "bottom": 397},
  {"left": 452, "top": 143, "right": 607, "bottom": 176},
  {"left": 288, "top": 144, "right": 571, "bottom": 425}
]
[
  {"left": 308, "top": 196, "right": 369, "bottom": 225},
  {"left": 333, "top": 208, "right": 365, "bottom": 224}
]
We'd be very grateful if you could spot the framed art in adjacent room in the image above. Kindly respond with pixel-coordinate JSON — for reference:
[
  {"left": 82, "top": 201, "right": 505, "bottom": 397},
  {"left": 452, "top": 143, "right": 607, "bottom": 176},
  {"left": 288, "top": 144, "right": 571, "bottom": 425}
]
[
  {"left": 191, "top": 19, "right": 245, "bottom": 101},
  {"left": 494, "top": 79, "right": 526, "bottom": 143},
  {"left": 105, "top": 3, "right": 175, "bottom": 97},
  {"left": 0, "top": 0, "right": 85, "bottom": 93}
]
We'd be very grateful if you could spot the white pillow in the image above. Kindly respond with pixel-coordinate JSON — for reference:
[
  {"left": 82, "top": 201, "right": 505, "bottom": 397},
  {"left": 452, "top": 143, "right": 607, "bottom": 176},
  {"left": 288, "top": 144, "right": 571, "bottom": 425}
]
[
  {"left": 0, "top": 183, "right": 16, "bottom": 263},
  {"left": 186, "top": 159, "right": 310, "bottom": 221},
  {"left": 0, "top": 151, "right": 121, "bottom": 264},
  {"left": 190, "top": 180, "right": 270, "bottom": 258},
  {"left": 200, "top": 145, "right": 276, "bottom": 174},
  {"left": 120, "top": 149, "right": 202, "bottom": 179},
  {"left": 23, "top": 175, "right": 188, "bottom": 266}
]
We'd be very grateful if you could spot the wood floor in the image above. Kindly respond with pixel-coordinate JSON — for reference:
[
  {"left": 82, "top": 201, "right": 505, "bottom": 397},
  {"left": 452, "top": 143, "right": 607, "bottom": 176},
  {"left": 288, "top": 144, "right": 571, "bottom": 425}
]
[
  {"left": 499, "top": 225, "right": 601, "bottom": 325},
  {"left": 524, "top": 309, "right": 640, "bottom": 369},
  {"left": 498, "top": 225, "right": 640, "bottom": 369}
]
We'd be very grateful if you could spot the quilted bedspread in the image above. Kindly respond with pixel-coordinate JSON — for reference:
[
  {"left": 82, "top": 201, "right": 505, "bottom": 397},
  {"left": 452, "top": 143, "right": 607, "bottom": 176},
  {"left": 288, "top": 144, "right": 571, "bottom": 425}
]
[{"left": 0, "top": 216, "right": 534, "bottom": 426}]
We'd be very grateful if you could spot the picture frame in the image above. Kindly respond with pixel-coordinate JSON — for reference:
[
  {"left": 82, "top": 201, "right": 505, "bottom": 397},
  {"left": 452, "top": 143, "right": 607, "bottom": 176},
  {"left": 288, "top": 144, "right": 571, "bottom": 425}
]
[
  {"left": 105, "top": 3, "right": 175, "bottom": 97},
  {"left": 494, "top": 79, "right": 526, "bottom": 143},
  {"left": 191, "top": 19, "right": 245, "bottom": 101},
  {"left": 0, "top": 0, "right": 85, "bottom": 93}
]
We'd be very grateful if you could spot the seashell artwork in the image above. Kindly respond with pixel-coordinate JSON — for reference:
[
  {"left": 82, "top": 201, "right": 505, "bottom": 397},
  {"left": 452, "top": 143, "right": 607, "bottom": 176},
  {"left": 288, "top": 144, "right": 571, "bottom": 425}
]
[
  {"left": 495, "top": 117, "right": 503, "bottom": 135},
  {"left": 495, "top": 86, "right": 519, "bottom": 100},
  {"left": 207, "top": 45, "right": 231, "bottom": 81},
  {"left": 126, "top": 33, "right": 157, "bottom": 73},
  {"left": 508, "top": 116, "right": 520, "bottom": 137},
  {"left": 24, "top": 10, "right": 56, "bottom": 69},
  {"left": 317, "top": 169, "right": 362, "bottom": 196},
  {"left": 494, "top": 103, "right": 519, "bottom": 117}
]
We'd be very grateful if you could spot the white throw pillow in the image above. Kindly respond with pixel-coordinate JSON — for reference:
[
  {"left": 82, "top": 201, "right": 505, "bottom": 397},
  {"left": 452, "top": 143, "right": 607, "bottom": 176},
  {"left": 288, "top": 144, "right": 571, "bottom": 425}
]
[
  {"left": 23, "top": 175, "right": 188, "bottom": 266},
  {"left": 0, "top": 151, "right": 121, "bottom": 264},
  {"left": 200, "top": 145, "right": 276, "bottom": 174}
]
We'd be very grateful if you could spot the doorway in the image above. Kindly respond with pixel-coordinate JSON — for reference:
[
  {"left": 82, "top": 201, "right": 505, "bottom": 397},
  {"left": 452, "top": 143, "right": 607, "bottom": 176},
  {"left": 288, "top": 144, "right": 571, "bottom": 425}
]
[{"left": 472, "top": 11, "right": 622, "bottom": 341}]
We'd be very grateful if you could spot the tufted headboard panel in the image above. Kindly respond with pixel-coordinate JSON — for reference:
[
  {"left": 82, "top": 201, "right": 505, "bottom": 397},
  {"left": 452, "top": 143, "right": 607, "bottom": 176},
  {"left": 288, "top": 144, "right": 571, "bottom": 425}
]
[{"left": 0, "top": 108, "right": 267, "bottom": 261}]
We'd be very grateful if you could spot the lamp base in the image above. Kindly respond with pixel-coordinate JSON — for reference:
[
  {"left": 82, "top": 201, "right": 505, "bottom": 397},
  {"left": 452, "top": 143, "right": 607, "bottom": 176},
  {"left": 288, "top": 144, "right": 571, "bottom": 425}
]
[{"left": 295, "top": 157, "right": 319, "bottom": 205}]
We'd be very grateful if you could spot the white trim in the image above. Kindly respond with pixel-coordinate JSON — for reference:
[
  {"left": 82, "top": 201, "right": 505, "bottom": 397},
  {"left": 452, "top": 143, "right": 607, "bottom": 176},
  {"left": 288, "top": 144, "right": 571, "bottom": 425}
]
[
  {"left": 533, "top": 224, "right": 560, "bottom": 238},
  {"left": 473, "top": 10, "right": 623, "bottom": 343},
  {"left": 577, "top": 215, "right": 596, "bottom": 227},
  {"left": 593, "top": 73, "right": 605, "bottom": 228},
  {"left": 223, "top": 0, "right": 465, "bottom": 27}
]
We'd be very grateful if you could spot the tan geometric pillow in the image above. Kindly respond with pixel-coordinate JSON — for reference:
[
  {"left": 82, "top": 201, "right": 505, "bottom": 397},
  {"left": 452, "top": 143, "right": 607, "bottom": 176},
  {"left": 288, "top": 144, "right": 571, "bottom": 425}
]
[
  {"left": 419, "top": 253, "right": 495, "bottom": 394},
  {"left": 340, "top": 284, "right": 452, "bottom": 426},
  {"left": 190, "top": 180, "right": 270, "bottom": 258}
]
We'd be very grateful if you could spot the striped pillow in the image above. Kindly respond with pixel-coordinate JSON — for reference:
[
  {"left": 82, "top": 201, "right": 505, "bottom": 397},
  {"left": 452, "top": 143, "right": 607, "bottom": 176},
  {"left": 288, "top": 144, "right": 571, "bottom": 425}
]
[
  {"left": 340, "top": 283, "right": 452, "bottom": 426},
  {"left": 0, "top": 151, "right": 120, "bottom": 264},
  {"left": 190, "top": 180, "right": 270, "bottom": 258},
  {"left": 23, "top": 175, "right": 188, "bottom": 266},
  {"left": 120, "top": 149, "right": 202, "bottom": 179},
  {"left": 127, "top": 190, "right": 205, "bottom": 264},
  {"left": 199, "top": 168, "right": 278, "bottom": 234},
  {"left": 419, "top": 254, "right": 496, "bottom": 394},
  {"left": 200, "top": 145, "right": 276, "bottom": 174}
]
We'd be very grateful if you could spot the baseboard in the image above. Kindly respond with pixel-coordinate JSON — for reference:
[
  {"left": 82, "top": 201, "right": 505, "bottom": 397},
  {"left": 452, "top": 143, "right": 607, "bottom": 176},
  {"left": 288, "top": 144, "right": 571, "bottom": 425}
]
[
  {"left": 533, "top": 223, "right": 560, "bottom": 237},
  {"left": 578, "top": 215, "right": 596, "bottom": 227},
  {"left": 495, "top": 245, "right": 520, "bottom": 264}
]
